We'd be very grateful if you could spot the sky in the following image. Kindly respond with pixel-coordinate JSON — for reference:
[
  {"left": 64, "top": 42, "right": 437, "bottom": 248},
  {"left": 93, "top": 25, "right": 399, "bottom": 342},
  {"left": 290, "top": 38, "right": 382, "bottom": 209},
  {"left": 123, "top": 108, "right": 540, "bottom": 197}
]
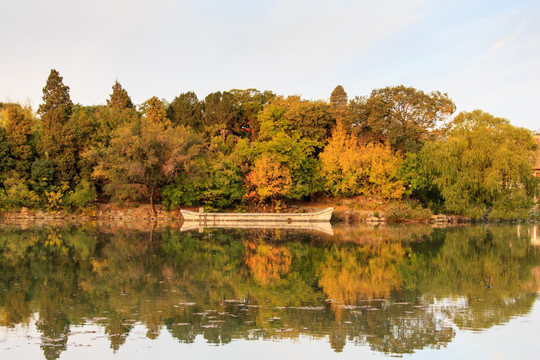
[{"left": 1, "top": 0, "right": 539, "bottom": 130}]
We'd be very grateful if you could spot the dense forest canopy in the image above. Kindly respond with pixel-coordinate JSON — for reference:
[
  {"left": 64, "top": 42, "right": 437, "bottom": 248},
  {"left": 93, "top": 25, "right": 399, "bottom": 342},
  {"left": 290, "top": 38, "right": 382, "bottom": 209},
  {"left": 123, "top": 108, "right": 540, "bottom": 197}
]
[{"left": 0, "top": 69, "right": 538, "bottom": 219}]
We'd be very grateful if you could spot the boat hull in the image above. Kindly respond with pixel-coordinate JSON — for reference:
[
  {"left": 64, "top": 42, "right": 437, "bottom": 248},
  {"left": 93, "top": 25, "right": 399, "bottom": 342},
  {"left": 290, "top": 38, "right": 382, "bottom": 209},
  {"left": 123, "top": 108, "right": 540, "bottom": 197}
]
[{"left": 180, "top": 207, "right": 333, "bottom": 223}]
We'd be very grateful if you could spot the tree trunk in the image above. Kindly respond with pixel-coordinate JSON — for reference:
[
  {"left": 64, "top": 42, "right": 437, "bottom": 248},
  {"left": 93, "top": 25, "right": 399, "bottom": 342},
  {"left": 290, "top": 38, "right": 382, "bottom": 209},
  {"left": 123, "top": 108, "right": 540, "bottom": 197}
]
[{"left": 150, "top": 187, "right": 157, "bottom": 217}]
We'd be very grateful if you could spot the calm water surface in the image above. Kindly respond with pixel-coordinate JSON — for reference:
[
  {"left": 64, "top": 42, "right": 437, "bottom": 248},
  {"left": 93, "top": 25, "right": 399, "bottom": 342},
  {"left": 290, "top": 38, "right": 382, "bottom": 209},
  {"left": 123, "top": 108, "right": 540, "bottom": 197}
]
[{"left": 1, "top": 222, "right": 539, "bottom": 359}]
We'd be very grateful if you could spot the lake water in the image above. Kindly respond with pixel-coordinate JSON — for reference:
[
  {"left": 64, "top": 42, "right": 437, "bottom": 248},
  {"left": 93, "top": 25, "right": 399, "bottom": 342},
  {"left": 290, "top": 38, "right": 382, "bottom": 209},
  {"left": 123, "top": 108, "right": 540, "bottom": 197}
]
[{"left": 0, "top": 222, "right": 539, "bottom": 359}]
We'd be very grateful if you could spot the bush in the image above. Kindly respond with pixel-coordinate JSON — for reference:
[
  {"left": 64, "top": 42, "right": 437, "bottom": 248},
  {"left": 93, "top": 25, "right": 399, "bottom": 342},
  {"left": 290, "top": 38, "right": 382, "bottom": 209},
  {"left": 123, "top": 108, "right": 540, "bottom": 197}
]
[
  {"left": 386, "top": 201, "right": 433, "bottom": 222},
  {"left": 65, "top": 181, "right": 97, "bottom": 212},
  {"left": 0, "top": 179, "right": 41, "bottom": 210}
]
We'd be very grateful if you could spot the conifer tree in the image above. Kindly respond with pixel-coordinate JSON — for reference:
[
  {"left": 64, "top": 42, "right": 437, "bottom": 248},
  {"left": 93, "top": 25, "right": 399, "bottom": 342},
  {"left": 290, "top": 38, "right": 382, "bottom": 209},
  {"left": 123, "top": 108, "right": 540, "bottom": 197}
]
[
  {"left": 330, "top": 85, "right": 348, "bottom": 109},
  {"left": 107, "top": 81, "right": 133, "bottom": 110},
  {"left": 37, "top": 69, "right": 77, "bottom": 185},
  {"left": 330, "top": 85, "right": 348, "bottom": 124}
]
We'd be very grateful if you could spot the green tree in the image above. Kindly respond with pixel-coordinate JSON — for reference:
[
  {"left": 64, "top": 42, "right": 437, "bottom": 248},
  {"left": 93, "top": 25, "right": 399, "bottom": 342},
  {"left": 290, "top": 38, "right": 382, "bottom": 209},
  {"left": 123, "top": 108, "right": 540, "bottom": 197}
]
[
  {"left": 70, "top": 105, "right": 97, "bottom": 183},
  {"left": 352, "top": 86, "right": 455, "bottom": 153},
  {"left": 229, "top": 89, "right": 275, "bottom": 138},
  {"left": 163, "top": 134, "right": 245, "bottom": 210},
  {"left": 239, "top": 102, "right": 323, "bottom": 203},
  {"left": 0, "top": 127, "right": 11, "bottom": 187},
  {"left": 167, "top": 91, "right": 203, "bottom": 130},
  {"left": 201, "top": 89, "right": 275, "bottom": 138},
  {"left": 202, "top": 91, "right": 238, "bottom": 136},
  {"left": 37, "top": 69, "right": 77, "bottom": 185},
  {"left": 421, "top": 110, "right": 538, "bottom": 219},
  {"left": 96, "top": 97, "right": 202, "bottom": 215}
]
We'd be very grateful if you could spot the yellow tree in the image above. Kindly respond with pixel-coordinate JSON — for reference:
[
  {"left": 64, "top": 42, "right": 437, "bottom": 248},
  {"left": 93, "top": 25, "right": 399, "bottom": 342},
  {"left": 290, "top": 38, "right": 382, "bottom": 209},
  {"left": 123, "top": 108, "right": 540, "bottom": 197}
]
[
  {"left": 320, "top": 121, "right": 404, "bottom": 199},
  {"left": 2, "top": 104, "right": 34, "bottom": 179},
  {"left": 245, "top": 154, "right": 292, "bottom": 204}
]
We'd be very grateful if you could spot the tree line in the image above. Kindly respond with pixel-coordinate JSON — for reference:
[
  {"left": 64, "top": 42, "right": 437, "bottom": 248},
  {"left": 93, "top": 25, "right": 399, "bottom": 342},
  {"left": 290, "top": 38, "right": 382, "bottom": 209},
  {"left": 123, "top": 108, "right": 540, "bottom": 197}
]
[{"left": 0, "top": 69, "right": 538, "bottom": 219}]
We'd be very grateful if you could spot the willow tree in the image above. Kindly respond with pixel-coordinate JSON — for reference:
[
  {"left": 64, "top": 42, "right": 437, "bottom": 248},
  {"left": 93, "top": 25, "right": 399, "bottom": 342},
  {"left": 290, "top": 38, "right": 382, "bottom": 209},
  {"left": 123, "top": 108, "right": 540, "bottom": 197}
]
[
  {"left": 96, "top": 97, "right": 201, "bottom": 215},
  {"left": 421, "top": 110, "right": 538, "bottom": 219}
]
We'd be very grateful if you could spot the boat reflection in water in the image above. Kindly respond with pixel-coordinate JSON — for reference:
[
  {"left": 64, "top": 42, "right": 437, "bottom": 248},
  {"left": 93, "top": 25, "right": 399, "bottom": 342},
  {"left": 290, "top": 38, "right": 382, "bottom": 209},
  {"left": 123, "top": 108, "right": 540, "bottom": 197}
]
[{"left": 180, "top": 219, "right": 334, "bottom": 235}]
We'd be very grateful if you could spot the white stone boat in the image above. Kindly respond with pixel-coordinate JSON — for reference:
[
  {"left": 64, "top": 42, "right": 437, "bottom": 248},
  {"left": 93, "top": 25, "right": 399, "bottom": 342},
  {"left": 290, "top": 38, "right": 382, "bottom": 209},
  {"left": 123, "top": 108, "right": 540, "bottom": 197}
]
[{"left": 180, "top": 207, "right": 334, "bottom": 223}]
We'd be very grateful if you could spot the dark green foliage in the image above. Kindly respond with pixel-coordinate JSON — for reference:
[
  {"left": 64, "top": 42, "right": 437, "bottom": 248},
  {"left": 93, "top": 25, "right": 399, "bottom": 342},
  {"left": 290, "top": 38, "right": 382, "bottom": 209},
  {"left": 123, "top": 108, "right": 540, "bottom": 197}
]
[
  {"left": 228, "top": 89, "right": 275, "bottom": 138},
  {"left": 163, "top": 135, "right": 245, "bottom": 210},
  {"left": 351, "top": 85, "right": 456, "bottom": 153},
  {"left": 398, "top": 152, "right": 443, "bottom": 210},
  {"left": 70, "top": 105, "right": 97, "bottom": 183},
  {"left": 167, "top": 91, "right": 203, "bottom": 130},
  {"left": 202, "top": 91, "right": 238, "bottom": 136},
  {"left": 283, "top": 98, "right": 335, "bottom": 148},
  {"left": 200, "top": 89, "right": 275, "bottom": 138},
  {"left": 30, "top": 158, "right": 55, "bottom": 193},
  {"left": 0, "top": 128, "right": 11, "bottom": 186},
  {"left": 37, "top": 69, "right": 77, "bottom": 185}
]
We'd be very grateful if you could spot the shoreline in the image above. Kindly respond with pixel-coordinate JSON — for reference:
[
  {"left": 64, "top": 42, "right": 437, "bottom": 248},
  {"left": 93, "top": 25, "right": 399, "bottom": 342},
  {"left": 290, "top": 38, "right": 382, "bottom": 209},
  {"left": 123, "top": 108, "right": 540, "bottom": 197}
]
[{"left": 0, "top": 201, "right": 475, "bottom": 226}]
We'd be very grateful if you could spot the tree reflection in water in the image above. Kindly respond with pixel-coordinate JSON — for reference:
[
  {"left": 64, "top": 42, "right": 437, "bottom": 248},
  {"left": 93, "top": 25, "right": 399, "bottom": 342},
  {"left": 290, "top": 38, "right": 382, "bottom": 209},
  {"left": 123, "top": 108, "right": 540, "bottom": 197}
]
[{"left": 0, "top": 223, "right": 538, "bottom": 359}]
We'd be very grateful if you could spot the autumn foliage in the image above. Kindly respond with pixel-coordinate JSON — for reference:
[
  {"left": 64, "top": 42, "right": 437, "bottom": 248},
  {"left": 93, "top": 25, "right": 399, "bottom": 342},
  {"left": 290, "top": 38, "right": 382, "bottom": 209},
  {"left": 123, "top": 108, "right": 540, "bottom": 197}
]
[
  {"left": 245, "top": 155, "right": 292, "bottom": 204},
  {"left": 1, "top": 74, "right": 538, "bottom": 219},
  {"left": 320, "top": 121, "right": 404, "bottom": 199}
]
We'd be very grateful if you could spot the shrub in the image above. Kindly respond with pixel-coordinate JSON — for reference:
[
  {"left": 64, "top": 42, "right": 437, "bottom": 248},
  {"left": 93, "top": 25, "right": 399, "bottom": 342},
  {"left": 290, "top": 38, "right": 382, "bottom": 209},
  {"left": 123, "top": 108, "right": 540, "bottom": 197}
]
[
  {"left": 1, "top": 180, "right": 41, "bottom": 210},
  {"left": 65, "top": 181, "right": 97, "bottom": 212},
  {"left": 386, "top": 201, "right": 432, "bottom": 222}
]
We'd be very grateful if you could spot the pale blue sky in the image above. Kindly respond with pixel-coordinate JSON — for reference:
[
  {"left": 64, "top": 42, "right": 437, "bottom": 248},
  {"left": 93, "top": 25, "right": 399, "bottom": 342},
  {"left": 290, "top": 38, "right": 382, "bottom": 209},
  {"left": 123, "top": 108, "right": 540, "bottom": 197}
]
[{"left": 1, "top": 0, "right": 539, "bottom": 130}]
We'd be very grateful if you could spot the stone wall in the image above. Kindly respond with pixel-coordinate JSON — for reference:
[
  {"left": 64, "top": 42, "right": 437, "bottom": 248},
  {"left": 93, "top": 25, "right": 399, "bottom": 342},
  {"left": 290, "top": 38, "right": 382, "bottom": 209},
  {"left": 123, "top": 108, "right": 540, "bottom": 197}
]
[{"left": 0, "top": 204, "right": 178, "bottom": 222}]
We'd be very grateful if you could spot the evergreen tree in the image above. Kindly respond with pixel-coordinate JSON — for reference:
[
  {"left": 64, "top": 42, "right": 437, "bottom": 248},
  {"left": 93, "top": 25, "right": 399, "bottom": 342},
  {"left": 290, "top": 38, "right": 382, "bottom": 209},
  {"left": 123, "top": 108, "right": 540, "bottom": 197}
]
[
  {"left": 330, "top": 85, "right": 347, "bottom": 109},
  {"left": 107, "top": 81, "right": 133, "bottom": 110},
  {"left": 37, "top": 69, "right": 77, "bottom": 185},
  {"left": 330, "top": 85, "right": 349, "bottom": 126}
]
